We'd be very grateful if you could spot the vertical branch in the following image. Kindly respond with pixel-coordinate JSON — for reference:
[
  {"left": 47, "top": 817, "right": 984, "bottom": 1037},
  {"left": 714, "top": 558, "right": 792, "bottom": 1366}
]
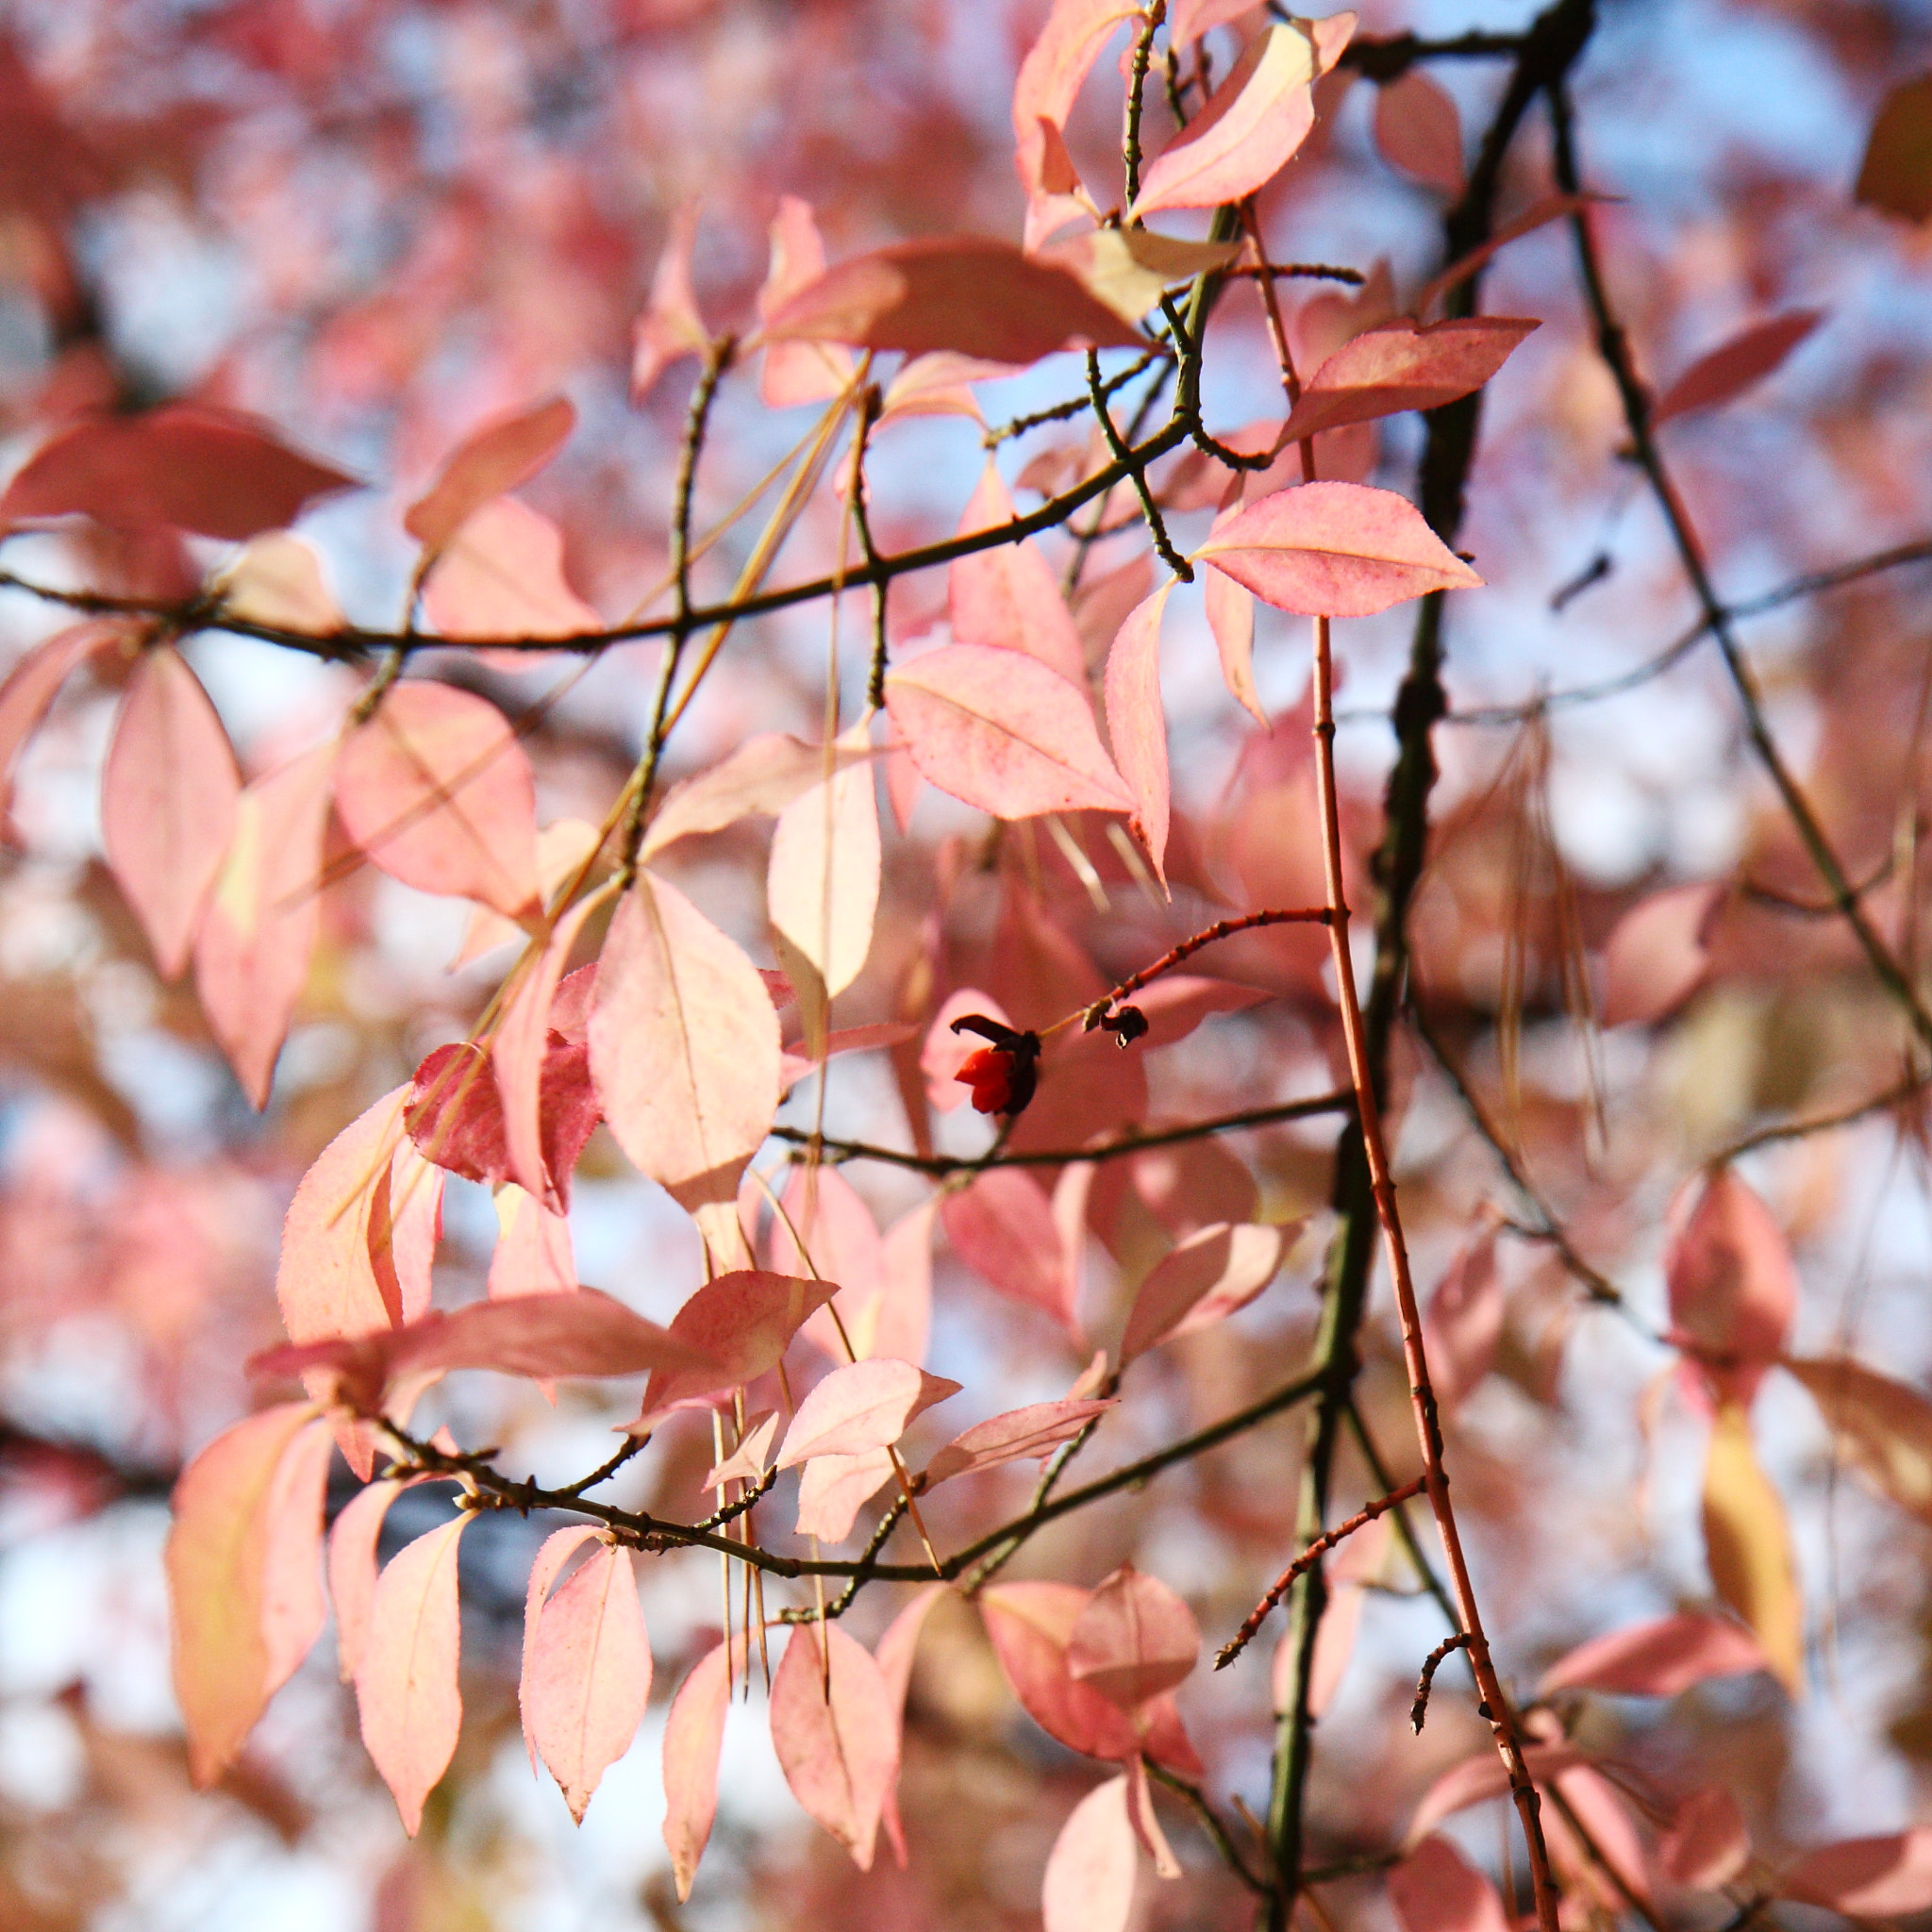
[
  {"left": 849, "top": 382, "right": 891, "bottom": 711},
  {"left": 1123, "top": 1, "right": 1167, "bottom": 210}
]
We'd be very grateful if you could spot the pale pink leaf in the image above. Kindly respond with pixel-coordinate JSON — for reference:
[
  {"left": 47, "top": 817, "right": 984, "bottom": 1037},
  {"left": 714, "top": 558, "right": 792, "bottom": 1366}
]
[
  {"left": 642, "top": 732, "right": 876, "bottom": 861},
  {"left": 769, "top": 1162, "right": 887, "bottom": 1358},
  {"left": 875, "top": 1582, "right": 947, "bottom": 1865},
  {"left": 1067, "top": 1564, "right": 1200, "bottom": 1709},
  {"left": 1125, "top": 1131, "right": 1264, "bottom": 1239},
  {"left": 455, "top": 816, "right": 603, "bottom": 966},
  {"left": 386, "top": 1141, "right": 443, "bottom": 1325},
  {"left": 780, "top": 1021, "right": 918, "bottom": 1095},
  {"left": 759, "top": 197, "right": 857, "bottom": 407},
  {"left": 523, "top": 1539, "right": 652, "bottom": 1821},
  {"left": 775, "top": 1359, "right": 960, "bottom": 1468},
  {"left": 220, "top": 533, "right": 343, "bottom": 635},
  {"left": 1374, "top": 71, "right": 1466, "bottom": 194},
  {"left": 1042, "top": 1774, "right": 1139, "bottom": 1932},
  {"left": 0, "top": 404, "right": 357, "bottom": 540},
  {"left": 1204, "top": 563, "right": 1263, "bottom": 722},
  {"left": 662, "top": 1640, "right": 737, "bottom": 1899},
  {"left": 1784, "top": 1355, "right": 1932, "bottom": 1523},
  {"left": 1784, "top": 1831, "right": 1932, "bottom": 1918},
  {"left": 1168, "top": 0, "right": 1262, "bottom": 50},
  {"left": 942, "top": 1168, "right": 1079, "bottom": 1337},
  {"left": 795, "top": 1446, "right": 898, "bottom": 1541},
  {"left": 589, "top": 873, "right": 781, "bottom": 1254},
  {"left": 405, "top": 395, "right": 576, "bottom": 554},
  {"left": 1197, "top": 480, "right": 1483, "bottom": 617},
  {"left": 164, "top": 1401, "right": 321, "bottom": 1786},
  {"left": 1424, "top": 1225, "right": 1504, "bottom": 1416},
  {"left": 356, "top": 1512, "right": 472, "bottom": 1836},
  {"left": 0, "top": 619, "right": 122, "bottom": 822},
  {"left": 1600, "top": 882, "right": 1723, "bottom": 1027},
  {"left": 520, "top": 1525, "right": 600, "bottom": 1768},
  {"left": 1652, "top": 310, "right": 1825, "bottom": 428},
  {"left": 1658, "top": 1786, "right": 1750, "bottom": 1890},
  {"left": 328, "top": 1475, "right": 416, "bottom": 1683},
  {"left": 635, "top": 1271, "right": 838, "bottom": 1424},
  {"left": 1390, "top": 1834, "right": 1510, "bottom": 1932},
  {"left": 702, "top": 1410, "right": 779, "bottom": 1490},
  {"left": 770, "top": 1623, "right": 899, "bottom": 1871},
  {"left": 1119, "top": 1221, "right": 1285, "bottom": 1364},
  {"left": 1305, "top": 1577, "right": 1365, "bottom": 1715},
  {"left": 763, "top": 236, "right": 1144, "bottom": 366},
  {"left": 1702, "top": 1402, "right": 1803, "bottom": 1691},
  {"left": 194, "top": 739, "right": 336, "bottom": 1107},
  {"left": 1281, "top": 317, "right": 1540, "bottom": 443},
  {"left": 421, "top": 495, "right": 602, "bottom": 641},
  {"left": 949, "top": 462, "right": 1091, "bottom": 685},
  {"left": 335, "top": 681, "right": 541, "bottom": 919},
  {"left": 1552, "top": 1765, "right": 1654, "bottom": 1910},
  {"left": 872, "top": 1202, "right": 936, "bottom": 1367},
  {"left": 921, "top": 1397, "right": 1117, "bottom": 1489},
  {"left": 1103, "top": 583, "right": 1174, "bottom": 884},
  {"left": 487, "top": 1184, "right": 577, "bottom": 1300},
  {"left": 1121, "top": 1751, "right": 1180, "bottom": 1876},
  {"left": 922, "top": 988, "right": 1015, "bottom": 1112},
  {"left": 1012, "top": 0, "right": 1140, "bottom": 198},
  {"left": 877, "top": 351, "right": 1022, "bottom": 427},
  {"left": 1539, "top": 1611, "right": 1768, "bottom": 1697},
  {"left": 102, "top": 644, "right": 241, "bottom": 977},
  {"left": 768, "top": 723, "right": 881, "bottom": 1000},
  {"left": 632, "top": 203, "right": 708, "bottom": 400},
  {"left": 258, "top": 1416, "right": 335, "bottom": 1700},
  {"left": 1041, "top": 228, "right": 1241, "bottom": 326},
  {"left": 887, "top": 642, "right": 1133, "bottom": 821},
  {"left": 1667, "top": 1170, "right": 1796, "bottom": 1406}
]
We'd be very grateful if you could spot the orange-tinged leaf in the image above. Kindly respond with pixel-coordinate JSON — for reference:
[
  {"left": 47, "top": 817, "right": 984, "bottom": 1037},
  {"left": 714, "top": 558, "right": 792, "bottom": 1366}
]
[
  {"left": 194, "top": 740, "right": 336, "bottom": 1108},
  {"left": 1423, "top": 1225, "right": 1504, "bottom": 1416},
  {"left": 1667, "top": 1169, "right": 1795, "bottom": 1407},
  {"left": 768, "top": 724, "right": 880, "bottom": 1002},
  {"left": 1042, "top": 228, "right": 1241, "bottom": 325},
  {"left": 770, "top": 1623, "right": 899, "bottom": 1871},
  {"left": 1042, "top": 1774, "right": 1139, "bottom": 1932},
  {"left": 1538, "top": 1610, "right": 1768, "bottom": 1697},
  {"left": 774, "top": 1359, "right": 959, "bottom": 1468},
  {"left": 589, "top": 873, "right": 781, "bottom": 1254},
  {"left": 632, "top": 202, "right": 708, "bottom": 400},
  {"left": 1651, "top": 310, "right": 1824, "bottom": 428},
  {"left": 1280, "top": 317, "right": 1540, "bottom": 444},
  {"left": 1783, "top": 1355, "right": 1932, "bottom": 1523},
  {"left": 1373, "top": 71, "right": 1466, "bottom": 195},
  {"left": 763, "top": 236, "right": 1145, "bottom": 366},
  {"left": 949, "top": 462, "right": 1088, "bottom": 684},
  {"left": 522, "top": 1536, "right": 652, "bottom": 1822},
  {"left": 0, "top": 404, "right": 357, "bottom": 540},
  {"left": 405, "top": 395, "right": 576, "bottom": 554},
  {"left": 1390, "top": 1835, "right": 1510, "bottom": 1932},
  {"left": 357, "top": 1511, "right": 473, "bottom": 1836},
  {"left": 1197, "top": 480, "right": 1482, "bottom": 616},
  {"left": 1784, "top": 1831, "right": 1932, "bottom": 1917},
  {"left": 635, "top": 1270, "right": 839, "bottom": 1424},
  {"left": 942, "top": 1168, "right": 1079, "bottom": 1337},
  {"left": 335, "top": 681, "right": 541, "bottom": 918},
  {"left": 165, "top": 1401, "right": 322, "bottom": 1786},
  {"left": 921, "top": 1396, "right": 1117, "bottom": 1489},
  {"left": 258, "top": 1416, "right": 336, "bottom": 1701},
  {"left": 1702, "top": 1402, "right": 1802, "bottom": 1691},
  {"left": 1103, "top": 583, "right": 1174, "bottom": 884},
  {"left": 758, "top": 197, "right": 856, "bottom": 408},
  {"left": 887, "top": 642, "right": 1133, "bottom": 821},
  {"left": 1120, "top": 1221, "right": 1286, "bottom": 1363},
  {"left": 102, "top": 644, "right": 241, "bottom": 978},
  {"left": 420, "top": 495, "right": 602, "bottom": 642},
  {"left": 1658, "top": 1787, "right": 1750, "bottom": 1890},
  {"left": 1856, "top": 75, "right": 1932, "bottom": 225},
  {"left": 662, "top": 1639, "right": 739, "bottom": 1899},
  {"left": 328, "top": 1475, "right": 418, "bottom": 1683},
  {"left": 1066, "top": 1564, "right": 1200, "bottom": 1708},
  {"left": 1600, "top": 881, "right": 1723, "bottom": 1027}
]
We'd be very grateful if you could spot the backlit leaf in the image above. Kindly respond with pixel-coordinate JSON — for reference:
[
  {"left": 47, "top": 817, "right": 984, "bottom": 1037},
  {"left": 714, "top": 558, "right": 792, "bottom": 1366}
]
[
  {"left": 218, "top": 533, "right": 342, "bottom": 635},
  {"left": 1702, "top": 1402, "right": 1802, "bottom": 1691},
  {"left": 942, "top": 1168, "right": 1080, "bottom": 1337},
  {"left": 770, "top": 1623, "right": 898, "bottom": 1871},
  {"left": 1280, "top": 318, "right": 1539, "bottom": 444},
  {"left": 1652, "top": 310, "right": 1824, "bottom": 428},
  {"left": 1066, "top": 1563, "right": 1200, "bottom": 1708},
  {"left": 1600, "top": 882, "right": 1723, "bottom": 1028},
  {"left": 405, "top": 395, "right": 576, "bottom": 554},
  {"left": 768, "top": 723, "right": 881, "bottom": 1001},
  {"left": 758, "top": 197, "right": 857, "bottom": 408},
  {"left": 1119, "top": 1221, "right": 1286, "bottom": 1364},
  {"left": 421, "top": 495, "right": 603, "bottom": 641},
  {"left": 1784, "top": 1355, "right": 1932, "bottom": 1524},
  {"left": 1103, "top": 583, "right": 1174, "bottom": 883},
  {"left": 328, "top": 1474, "right": 418, "bottom": 1683},
  {"left": 1539, "top": 1610, "right": 1768, "bottom": 1697},
  {"left": 1666, "top": 1169, "right": 1796, "bottom": 1407},
  {"left": 1373, "top": 71, "right": 1466, "bottom": 195},
  {"left": 1422, "top": 1225, "right": 1504, "bottom": 1416},
  {"left": 875, "top": 1583, "right": 946, "bottom": 1866},
  {"left": 1042, "top": 1774, "right": 1138, "bottom": 1932},
  {"left": 632, "top": 202, "right": 708, "bottom": 399},
  {"left": 795, "top": 1446, "right": 898, "bottom": 1541},
  {"left": 921, "top": 1396, "right": 1117, "bottom": 1489},
  {"left": 950, "top": 461, "right": 1089, "bottom": 684},
  {"left": 1658, "top": 1786, "right": 1750, "bottom": 1890},
  {"left": 0, "top": 619, "right": 122, "bottom": 824},
  {"left": 662, "top": 1639, "right": 738, "bottom": 1899},
  {"left": 1784, "top": 1830, "right": 1932, "bottom": 1917},
  {"left": 642, "top": 732, "right": 877, "bottom": 860},
  {"left": 1389, "top": 1835, "right": 1510, "bottom": 1932},
  {"left": 1204, "top": 562, "right": 1263, "bottom": 721},
  {"left": 635, "top": 1271, "right": 838, "bottom": 1424},
  {"left": 1012, "top": 0, "right": 1139, "bottom": 205},
  {"left": 774, "top": 1358, "right": 959, "bottom": 1468},
  {"left": 486, "top": 1183, "right": 577, "bottom": 1300}
]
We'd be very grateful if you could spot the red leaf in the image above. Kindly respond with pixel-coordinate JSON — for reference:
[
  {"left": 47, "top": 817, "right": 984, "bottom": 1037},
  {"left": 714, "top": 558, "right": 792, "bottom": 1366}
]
[
  {"left": 1784, "top": 1831, "right": 1932, "bottom": 1918},
  {"left": 1042, "top": 1774, "right": 1139, "bottom": 1932},
  {"left": 758, "top": 197, "right": 857, "bottom": 408},
  {"left": 635, "top": 1271, "right": 839, "bottom": 1425},
  {"left": 763, "top": 236, "right": 1145, "bottom": 366},
  {"left": 1197, "top": 480, "right": 1483, "bottom": 616},
  {"left": 770, "top": 1623, "right": 899, "bottom": 1872},
  {"left": 420, "top": 496, "right": 602, "bottom": 642},
  {"left": 1066, "top": 1564, "right": 1200, "bottom": 1708},
  {"left": 1539, "top": 1611, "right": 1768, "bottom": 1697},
  {"left": 875, "top": 1583, "right": 946, "bottom": 1866},
  {"left": 887, "top": 642, "right": 1133, "bottom": 821},
  {"left": 632, "top": 202, "right": 708, "bottom": 400},
  {"left": 1373, "top": 71, "right": 1466, "bottom": 195},
  {"left": 0, "top": 619, "right": 121, "bottom": 825},
  {"left": 1281, "top": 318, "right": 1540, "bottom": 444},
  {"left": 589, "top": 874, "right": 782, "bottom": 1256},
  {"left": 1423, "top": 1225, "right": 1505, "bottom": 1416},
  {"left": 1783, "top": 1355, "right": 1932, "bottom": 1523},
  {"left": 1658, "top": 1786, "right": 1750, "bottom": 1890},
  {"left": 102, "top": 645, "right": 241, "bottom": 977},
  {"left": 405, "top": 395, "right": 576, "bottom": 554},
  {"left": 0, "top": 405, "right": 357, "bottom": 540},
  {"left": 356, "top": 1511, "right": 472, "bottom": 1836},
  {"left": 661, "top": 1639, "right": 738, "bottom": 1899},
  {"left": 194, "top": 740, "right": 336, "bottom": 1108},
  {"left": 949, "top": 463, "right": 1089, "bottom": 685},
  {"left": 768, "top": 723, "right": 880, "bottom": 1001},
  {"left": 335, "top": 681, "right": 541, "bottom": 919},
  {"left": 920, "top": 1396, "right": 1117, "bottom": 1489},
  {"left": 1666, "top": 1169, "right": 1796, "bottom": 1406},
  {"left": 1600, "top": 881, "right": 1723, "bottom": 1027},
  {"left": 1390, "top": 1835, "right": 1510, "bottom": 1932},
  {"left": 774, "top": 1359, "right": 959, "bottom": 1468},
  {"left": 1120, "top": 1221, "right": 1286, "bottom": 1363},
  {"left": 1652, "top": 310, "right": 1825, "bottom": 428},
  {"left": 1103, "top": 584, "right": 1174, "bottom": 884},
  {"left": 328, "top": 1474, "right": 418, "bottom": 1683},
  {"left": 941, "top": 1168, "right": 1079, "bottom": 1337},
  {"left": 165, "top": 1402, "right": 325, "bottom": 1786},
  {"left": 521, "top": 1535, "right": 652, "bottom": 1822}
]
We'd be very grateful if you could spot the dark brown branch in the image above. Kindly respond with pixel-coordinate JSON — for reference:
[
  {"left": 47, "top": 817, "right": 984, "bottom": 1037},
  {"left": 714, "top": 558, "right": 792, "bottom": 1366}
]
[
  {"left": 1411, "top": 1631, "right": 1472, "bottom": 1733},
  {"left": 1710, "top": 1071, "right": 1930, "bottom": 1164}
]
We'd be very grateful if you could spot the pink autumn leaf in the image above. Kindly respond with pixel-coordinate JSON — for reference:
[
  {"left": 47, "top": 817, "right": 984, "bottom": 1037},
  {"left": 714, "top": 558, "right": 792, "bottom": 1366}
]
[
  {"left": 1373, "top": 71, "right": 1467, "bottom": 196},
  {"left": 634, "top": 1271, "right": 839, "bottom": 1424},
  {"left": 1652, "top": 309, "right": 1825, "bottom": 429},
  {"left": 632, "top": 202, "right": 708, "bottom": 400},
  {"left": 520, "top": 1526, "right": 599, "bottom": 1764},
  {"left": 1281, "top": 318, "right": 1540, "bottom": 444},
  {"left": 778, "top": 1022, "right": 918, "bottom": 1096},
  {"left": 1103, "top": 583, "right": 1174, "bottom": 885},
  {"left": 887, "top": 643, "right": 1133, "bottom": 822},
  {"left": 1389, "top": 1835, "right": 1511, "bottom": 1932},
  {"left": 1066, "top": 1564, "right": 1201, "bottom": 1708},
  {"left": 920, "top": 1396, "right": 1117, "bottom": 1489},
  {"left": 1423, "top": 1224, "right": 1505, "bottom": 1416},
  {"left": 701, "top": 1410, "right": 779, "bottom": 1490},
  {"left": 949, "top": 462, "right": 1089, "bottom": 685},
  {"left": 1600, "top": 881, "right": 1724, "bottom": 1026},
  {"left": 1127, "top": 974, "right": 1272, "bottom": 1047},
  {"left": 356, "top": 1511, "right": 472, "bottom": 1836},
  {"left": 770, "top": 1623, "right": 899, "bottom": 1872},
  {"left": 1658, "top": 1786, "right": 1751, "bottom": 1890},
  {"left": 768, "top": 723, "right": 880, "bottom": 1001},
  {"left": 589, "top": 873, "right": 782, "bottom": 1256},
  {"left": 1204, "top": 562, "right": 1264, "bottom": 722},
  {"left": 1550, "top": 1763, "right": 1655, "bottom": 1908},
  {"left": 455, "top": 816, "right": 603, "bottom": 967},
  {"left": 774, "top": 1358, "right": 961, "bottom": 1468},
  {"left": 219, "top": 532, "right": 342, "bottom": 635},
  {"left": 1196, "top": 480, "right": 1483, "bottom": 617},
  {"left": 335, "top": 680, "right": 541, "bottom": 920},
  {"left": 641, "top": 732, "right": 879, "bottom": 860},
  {"left": 1539, "top": 1610, "right": 1768, "bottom": 1697},
  {"left": 421, "top": 495, "right": 603, "bottom": 642},
  {"left": 486, "top": 1184, "right": 577, "bottom": 1300},
  {"left": 164, "top": 1402, "right": 325, "bottom": 1787},
  {"left": 1119, "top": 1221, "right": 1287, "bottom": 1364},
  {"left": 1783, "top": 1831, "right": 1932, "bottom": 1918},
  {"left": 328, "top": 1474, "right": 422, "bottom": 1683},
  {"left": 0, "top": 404, "right": 358, "bottom": 540},
  {"left": 1407, "top": 1741, "right": 1589, "bottom": 1841},
  {"left": 1042, "top": 1774, "right": 1139, "bottom": 1932},
  {"left": 103, "top": 644, "right": 241, "bottom": 979},
  {"left": 873, "top": 1202, "right": 937, "bottom": 1367},
  {"left": 1012, "top": 0, "right": 1140, "bottom": 202},
  {"left": 1169, "top": 0, "right": 1263, "bottom": 50},
  {"left": 194, "top": 739, "right": 336, "bottom": 1108},
  {"left": 795, "top": 1446, "right": 898, "bottom": 1541},
  {"left": 522, "top": 1535, "right": 652, "bottom": 1822},
  {"left": 662, "top": 1639, "right": 740, "bottom": 1900},
  {"left": 405, "top": 394, "right": 576, "bottom": 555},
  {"left": 767, "top": 1162, "right": 887, "bottom": 1356},
  {"left": 1124, "top": 1130, "right": 1265, "bottom": 1238},
  {"left": 758, "top": 197, "right": 857, "bottom": 408},
  {"left": 1124, "top": 1750, "right": 1182, "bottom": 1876},
  {"left": 1666, "top": 1169, "right": 1797, "bottom": 1406},
  {"left": 0, "top": 619, "right": 122, "bottom": 825},
  {"left": 878, "top": 350, "right": 1023, "bottom": 426},
  {"left": 942, "top": 1168, "right": 1080, "bottom": 1337},
  {"left": 762, "top": 236, "right": 1145, "bottom": 365},
  {"left": 876, "top": 1582, "right": 946, "bottom": 1865}
]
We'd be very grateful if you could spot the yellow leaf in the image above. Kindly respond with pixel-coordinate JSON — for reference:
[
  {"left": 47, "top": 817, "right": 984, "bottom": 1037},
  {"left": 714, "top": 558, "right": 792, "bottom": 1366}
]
[{"left": 1702, "top": 1403, "right": 1802, "bottom": 1692}]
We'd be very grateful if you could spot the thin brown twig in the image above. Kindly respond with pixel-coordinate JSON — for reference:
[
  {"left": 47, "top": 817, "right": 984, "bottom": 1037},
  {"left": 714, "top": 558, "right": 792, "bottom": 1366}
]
[{"left": 1410, "top": 1631, "right": 1472, "bottom": 1732}]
